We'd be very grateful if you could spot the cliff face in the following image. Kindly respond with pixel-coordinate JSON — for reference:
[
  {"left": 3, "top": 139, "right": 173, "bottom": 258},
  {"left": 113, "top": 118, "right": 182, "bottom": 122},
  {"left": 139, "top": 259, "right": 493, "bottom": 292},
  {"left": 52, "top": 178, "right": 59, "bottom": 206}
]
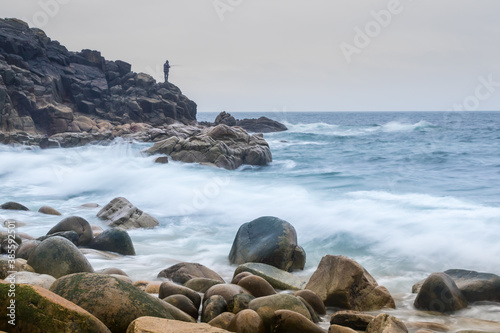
[{"left": 0, "top": 18, "right": 197, "bottom": 136}]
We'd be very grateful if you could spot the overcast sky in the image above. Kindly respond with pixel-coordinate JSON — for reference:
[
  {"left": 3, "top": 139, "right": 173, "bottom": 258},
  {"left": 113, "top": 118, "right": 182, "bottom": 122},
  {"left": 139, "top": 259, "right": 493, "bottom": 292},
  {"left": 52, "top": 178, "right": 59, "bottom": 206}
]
[{"left": 3, "top": 0, "right": 500, "bottom": 112}]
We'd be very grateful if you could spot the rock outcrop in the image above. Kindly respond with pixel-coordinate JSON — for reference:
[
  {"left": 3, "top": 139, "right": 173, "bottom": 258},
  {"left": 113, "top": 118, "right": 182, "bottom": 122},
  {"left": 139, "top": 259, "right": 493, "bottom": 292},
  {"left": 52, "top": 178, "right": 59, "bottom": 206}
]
[
  {"left": 97, "top": 197, "right": 159, "bottom": 229},
  {"left": 211, "top": 111, "right": 288, "bottom": 133},
  {"left": 0, "top": 18, "right": 197, "bottom": 137}
]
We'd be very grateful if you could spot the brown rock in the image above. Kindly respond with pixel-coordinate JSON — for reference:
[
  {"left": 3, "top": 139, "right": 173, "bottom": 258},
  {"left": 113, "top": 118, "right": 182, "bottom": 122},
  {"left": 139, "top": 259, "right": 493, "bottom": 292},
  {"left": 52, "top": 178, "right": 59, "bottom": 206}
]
[
  {"left": 1, "top": 201, "right": 29, "bottom": 210},
  {"left": 294, "top": 290, "right": 326, "bottom": 315},
  {"left": 208, "top": 312, "right": 235, "bottom": 330},
  {"left": 228, "top": 309, "right": 265, "bottom": 333},
  {"left": 158, "top": 262, "right": 224, "bottom": 284},
  {"left": 237, "top": 275, "right": 276, "bottom": 298},
  {"left": 249, "top": 294, "right": 312, "bottom": 330},
  {"left": 273, "top": 309, "right": 326, "bottom": 333},
  {"left": 47, "top": 216, "right": 93, "bottom": 246},
  {"left": 159, "top": 281, "right": 202, "bottom": 309},
  {"left": 328, "top": 325, "right": 358, "bottom": 333},
  {"left": 231, "top": 272, "right": 253, "bottom": 285},
  {"left": 414, "top": 272, "right": 468, "bottom": 313},
  {"left": 366, "top": 314, "right": 408, "bottom": 333},
  {"left": 38, "top": 205, "right": 62, "bottom": 215},
  {"left": 202, "top": 295, "right": 228, "bottom": 323},
  {"left": 0, "top": 258, "right": 34, "bottom": 279},
  {"left": 155, "top": 156, "right": 169, "bottom": 164},
  {"left": 95, "top": 267, "right": 128, "bottom": 276},
  {"left": 227, "top": 293, "right": 255, "bottom": 314},
  {"left": 406, "top": 321, "right": 450, "bottom": 332},
  {"left": 163, "top": 294, "right": 199, "bottom": 319},
  {"left": 127, "top": 317, "right": 231, "bottom": 332},
  {"left": 305, "top": 255, "right": 395, "bottom": 311},
  {"left": 185, "top": 277, "right": 224, "bottom": 293},
  {"left": 330, "top": 310, "right": 375, "bottom": 331},
  {"left": 204, "top": 284, "right": 250, "bottom": 303}
]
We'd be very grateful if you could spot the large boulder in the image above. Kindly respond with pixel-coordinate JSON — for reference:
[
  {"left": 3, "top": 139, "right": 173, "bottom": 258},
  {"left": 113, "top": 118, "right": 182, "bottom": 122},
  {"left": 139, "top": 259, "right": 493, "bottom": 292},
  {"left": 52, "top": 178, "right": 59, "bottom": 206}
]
[
  {"left": 305, "top": 255, "right": 395, "bottom": 311},
  {"left": 27, "top": 236, "right": 94, "bottom": 278},
  {"left": 227, "top": 309, "right": 265, "bottom": 333},
  {"left": 236, "top": 116, "right": 288, "bottom": 133},
  {"left": 248, "top": 294, "right": 312, "bottom": 329},
  {"left": 158, "top": 262, "right": 224, "bottom": 284},
  {"left": 0, "top": 201, "right": 29, "bottom": 210},
  {"left": 127, "top": 317, "right": 231, "bottom": 333},
  {"left": 365, "top": 314, "right": 408, "bottom": 333},
  {"left": 233, "top": 263, "right": 307, "bottom": 290},
  {"left": 97, "top": 197, "right": 159, "bottom": 229},
  {"left": 330, "top": 311, "right": 375, "bottom": 331},
  {"left": 414, "top": 272, "right": 468, "bottom": 313},
  {"left": 413, "top": 269, "right": 500, "bottom": 303},
  {"left": 273, "top": 310, "right": 326, "bottom": 333},
  {"left": 50, "top": 273, "right": 179, "bottom": 333},
  {"left": 229, "top": 216, "right": 306, "bottom": 272},
  {"left": 159, "top": 281, "right": 202, "bottom": 309},
  {"left": 47, "top": 216, "right": 93, "bottom": 246},
  {"left": 237, "top": 275, "right": 276, "bottom": 298},
  {"left": 204, "top": 284, "right": 250, "bottom": 303},
  {"left": 145, "top": 124, "right": 272, "bottom": 170},
  {"left": 0, "top": 280, "right": 111, "bottom": 333},
  {"left": 87, "top": 228, "right": 136, "bottom": 255}
]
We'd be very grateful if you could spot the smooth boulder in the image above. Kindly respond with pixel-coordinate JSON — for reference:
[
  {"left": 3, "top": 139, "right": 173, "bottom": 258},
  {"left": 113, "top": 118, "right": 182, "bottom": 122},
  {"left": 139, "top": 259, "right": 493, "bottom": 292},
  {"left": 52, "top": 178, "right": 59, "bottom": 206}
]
[
  {"left": 27, "top": 236, "right": 94, "bottom": 278},
  {"left": 164, "top": 294, "right": 199, "bottom": 319},
  {"left": 229, "top": 216, "right": 306, "bottom": 272},
  {"left": 234, "top": 263, "right": 307, "bottom": 290},
  {"left": 1, "top": 201, "right": 29, "bottom": 210},
  {"left": 330, "top": 310, "right": 375, "bottom": 331},
  {"left": 248, "top": 294, "right": 312, "bottom": 329},
  {"left": 227, "top": 309, "right": 265, "bottom": 333},
  {"left": 47, "top": 216, "right": 93, "bottom": 246},
  {"left": 185, "top": 277, "right": 224, "bottom": 293},
  {"left": 15, "top": 239, "right": 40, "bottom": 259},
  {"left": 305, "top": 255, "right": 395, "bottom": 311},
  {"left": 273, "top": 309, "right": 326, "bottom": 333},
  {"left": 5, "top": 271, "right": 56, "bottom": 289},
  {"left": 87, "top": 228, "right": 136, "bottom": 255},
  {"left": 158, "top": 262, "right": 224, "bottom": 284},
  {"left": 97, "top": 197, "right": 159, "bottom": 229},
  {"left": 127, "top": 317, "right": 232, "bottom": 333},
  {"left": 365, "top": 314, "right": 408, "bottom": 333},
  {"left": 38, "top": 205, "right": 62, "bottom": 215},
  {"left": 414, "top": 272, "right": 468, "bottom": 313},
  {"left": 294, "top": 289, "right": 326, "bottom": 315},
  {"left": 237, "top": 275, "right": 276, "bottom": 298},
  {"left": 202, "top": 295, "right": 228, "bottom": 323},
  {"left": 0, "top": 258, "right": 34, "bottom": 279},
  {"left": 159, "top": 281, "right": 202, "bottom": 309}
]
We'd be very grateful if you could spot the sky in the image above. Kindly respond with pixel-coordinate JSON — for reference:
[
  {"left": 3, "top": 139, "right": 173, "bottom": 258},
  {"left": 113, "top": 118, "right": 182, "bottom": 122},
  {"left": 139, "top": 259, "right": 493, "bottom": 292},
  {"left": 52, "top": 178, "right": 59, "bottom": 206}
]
[{"left": 3, "top": 0, "right": 500, "bottom": 112}]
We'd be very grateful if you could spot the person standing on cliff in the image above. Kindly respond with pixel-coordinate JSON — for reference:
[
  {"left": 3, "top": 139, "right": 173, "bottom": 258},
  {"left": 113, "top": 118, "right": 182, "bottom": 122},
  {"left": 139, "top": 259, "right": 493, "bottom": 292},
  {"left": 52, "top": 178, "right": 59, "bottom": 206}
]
[{"left": 164, "top": 60, "right": 171, "bottom": 82}]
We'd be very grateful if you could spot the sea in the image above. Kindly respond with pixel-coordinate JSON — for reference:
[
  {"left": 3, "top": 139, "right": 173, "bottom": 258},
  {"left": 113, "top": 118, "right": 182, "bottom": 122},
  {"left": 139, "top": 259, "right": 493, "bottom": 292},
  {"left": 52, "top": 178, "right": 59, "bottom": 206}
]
[{"left": 1, "top": 111, "right": 499, "bottom": 328}]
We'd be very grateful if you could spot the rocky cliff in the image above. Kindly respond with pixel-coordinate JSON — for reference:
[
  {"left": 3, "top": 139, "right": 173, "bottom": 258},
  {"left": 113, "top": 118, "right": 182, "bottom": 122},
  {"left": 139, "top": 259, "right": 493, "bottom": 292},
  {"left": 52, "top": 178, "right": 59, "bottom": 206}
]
[{"left": 0, "top": 18, "right": 197, "bottom": 136}]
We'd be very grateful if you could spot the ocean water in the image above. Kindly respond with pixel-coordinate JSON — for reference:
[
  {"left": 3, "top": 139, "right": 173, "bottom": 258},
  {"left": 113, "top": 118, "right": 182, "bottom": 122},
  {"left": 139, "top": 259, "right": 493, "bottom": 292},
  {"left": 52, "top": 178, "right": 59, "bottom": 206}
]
[{"left": 1, "top": 111, "right": 499, "bottom": 326}]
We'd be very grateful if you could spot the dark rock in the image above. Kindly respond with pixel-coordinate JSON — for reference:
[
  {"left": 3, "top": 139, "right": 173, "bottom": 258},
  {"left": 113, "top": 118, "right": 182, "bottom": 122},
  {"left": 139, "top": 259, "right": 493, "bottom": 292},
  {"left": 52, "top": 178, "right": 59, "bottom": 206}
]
[
  {"left": 231, "top": 272, "right": 254, "bottom": 285},
  {"left": 233, "top": 262, "right": 307, "bottom": 290},
  {"left": 294, "top": 290, "right": 326, "bottom": 316},
  {"left": 273, "top": 310, "right": 326, "bottom": 333},
  {"left": 414, "top": 272, "right": 468, "bottom": 313},
  {"left": 0, "top": 201, "right": 29, "bottom": 210},
  {"left": 330, "top": 310, "right": 375, "bottom": 331},
  {"left": 37, "top": 230, "right": 79, "bottom": 246},
  {"left": 236, "top": 116, "right": 288, "bottom": 133},
  {"left": 97, "top": 197, "right": 159, "bottom": 229},
  {"left": 328, "top": 325, "right": 358, "bottom": 333},
  {"left": 305, "top": 255, "right": 395, "bottom": 311},
  {"left": 229, "top": 216, "right": 305, "bottom": 272},
  {"left": 227, "top": 309, "right": 265, "bottom": 333},
  {"left": 38, "top": 205, "right": 62, "bottom": 215},
  {"left": 184, "top": 277, "right": 224, "bottom": 293},
  {"left": 87, "top": 228, "right": 135, "bottom": 255},
  {"left": 297, "top": 295, "right": 321, "bottom": 323},
  {"left": 155, "top": 156, "right": 169, "bottom": 164},
  {"left": 15, "top": 239, "right": 40, "bottom": 260},
  {"left": 163, "top": 294, "right": 199, "bottom": 319},
  {"left": 158, "top": 262, "right": 224, "bottom": 284},
  {"left": 204, "top": 284, "right": 250, "bottom": 304},
  {"left": 202, "top": 295, "right": 227, "bottom": 323},
  {"left": 365, "top": 314, "right": 408, "bottom": 333},
  {"left": 237, "top": 275, "right": 276, "bottom": 298},
  {"left": 47, "top": 216, "right": 93, "bottom": 246},
  {"left": 27, "top": 236, "right": 94, "bottom": 278},
  {"left": 227, "top": 293, "right": 255, "bottom": 314},
  {"left": 159, "top": 281, "right": 202, "bottom": 309},
  {"left": 214, "top": 111, "right": 237, "bottom": 126}
]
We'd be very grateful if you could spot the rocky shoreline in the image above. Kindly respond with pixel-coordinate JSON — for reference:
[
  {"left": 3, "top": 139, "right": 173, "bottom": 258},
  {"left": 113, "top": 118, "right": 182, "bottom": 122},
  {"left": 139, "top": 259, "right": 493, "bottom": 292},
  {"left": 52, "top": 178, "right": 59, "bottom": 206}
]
[{"left": 1, "top": 199, "right": 500, "bottom": 333}]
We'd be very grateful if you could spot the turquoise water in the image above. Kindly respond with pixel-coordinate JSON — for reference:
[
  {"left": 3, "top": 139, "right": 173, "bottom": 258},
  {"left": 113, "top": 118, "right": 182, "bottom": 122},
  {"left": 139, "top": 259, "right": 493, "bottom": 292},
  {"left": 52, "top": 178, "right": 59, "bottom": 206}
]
[{"left": 1, "top": 112, "right": 499, "bottom": 321}]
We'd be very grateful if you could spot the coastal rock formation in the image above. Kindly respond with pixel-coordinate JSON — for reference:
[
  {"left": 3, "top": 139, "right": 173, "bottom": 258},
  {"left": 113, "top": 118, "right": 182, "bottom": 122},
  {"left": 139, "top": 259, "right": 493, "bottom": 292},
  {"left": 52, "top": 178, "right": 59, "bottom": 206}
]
[
  {"left": 145, "top": 124, "right": 273, "bottom": 170},
  {"left": 212, "top": 111, "right": 288, "bottom": 133},
  {"left": 305, "top": 255, "right": 395, "bottom": 311},
  {"left": 229, "top": 216, "right": 305, "bottom": 271},
  {"left": 97, "top": 197, "right": 159, "bottom": 229},
  {"left": 413, "top": 272, "right": 468, "bottom": 313},
  {"left": 0, "top": 18, "right": 196, "bottom": 136}
]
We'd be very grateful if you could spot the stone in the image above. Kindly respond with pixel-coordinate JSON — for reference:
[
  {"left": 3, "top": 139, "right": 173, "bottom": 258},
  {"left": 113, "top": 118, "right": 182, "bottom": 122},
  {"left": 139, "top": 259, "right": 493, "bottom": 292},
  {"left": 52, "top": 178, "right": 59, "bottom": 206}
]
[
  {"left": 0, "top": 280, "right": 111, "bottom": 333},
  {"left": 0, "top": 258, "right": 34, "bottom": 279},
  {"left": 229, "top": 216, "right": 305, "bottom": 271},
  {"left": 204, "top": 284, "right": 250, "bottom": 303},
  {"left": 214, "top": 111, "right": 237, "bottom": 126},
  {"left": 127, "top": 317, "right": 231, "bottom": 333},
  {"left": 227, "top": 293, "right": 255, "bottom": 314},
  {"left": 237, "top": 275, "right": 276, "bottom": 298},
  {"left": 158, "top": 262, "right": 224, "bottom": 284},
  {"left": 87, "top": 228, "right": 135, "bottom": 255},
  {"left": 227, "top": 309, "right": 265, "bottom": 333},
  {"left": 38, "top": 230, "right": 79, "bottom": 246},
  {"left": 50, "top": 273, "right": 178, "bottom": 333},
  {"left": 155, "top": 156, "right": 169, "bottom": 164},
  {"left": 406, "top": 322, "right": 451, "bottom": 332},
  {"left": 413, "top": 269, "right": 500, "bottom": 303},
  {"left": 297, "top": 295, "right": 320, "bottom": 323},
  {"left": 365, "top": 314, "right": 408, "bottom": 333},
  {"left": 294, "top": 289, "right": 326, "bottom": 315},
  {"left": 164, "top": 294, "right": 199, "bottom": 319},
  {"left": 231, "top": 272, "right": 254, "bottom": 285},
  {"left": 305, "top": 255, "right": 395, "bottom": 311},
  {"left": 47, "top": 216, "right": 93, "bottom": 246},
  {"left": 414, "top": 272, "right": 468, "bottom": 313},
  {"left": 5, "top": 271, "right": 56, "bottom": 289},
  {"left": 96, "top": 267, "right": 128, "bottom": 276},
  {"left": 27, "top": 236, "right": 94, "bottom": 278},
  {"left": 234, "top": 263, "right": 307, "bottom": 290},
  {"left": 159, "top": 281, "right": 202, "bottom": 309},
  {"left": 91, "top": 225, "right": 104, "bottom": 236},
  {"left": 208, "top": 312, "right": 235, "bottom": 330},
  {"left": 273, "top": 310, "right": 326, "bottom": 333},
  {"left": 236, "top": 116, "right": 288, "bottom": 133},
  {"left": 248, "top": 294, "right": 312, "bottom": 329},
  {"left": 202, "top": 295, "right": 228, "bottom": 323},
  {"left": 328, "top": 325, "right": 358, "bottom": 333},
  {"left": 38, "top": 205, "right": 62, "bottom": 215},
  {"left": 185, "top": 277, "right": 224, "bottom": 293},
  {"left": 15, "top": 240, "right": 40, "bottom": 259},
  {"left": 330, "top": 310, "right": 375, "bottom": 331},
  {"left": 0, "top": 201, "right": 29, "bottom": 210},
  {"left": 97, "top": 197, "right": 159, "bottom": 229}
]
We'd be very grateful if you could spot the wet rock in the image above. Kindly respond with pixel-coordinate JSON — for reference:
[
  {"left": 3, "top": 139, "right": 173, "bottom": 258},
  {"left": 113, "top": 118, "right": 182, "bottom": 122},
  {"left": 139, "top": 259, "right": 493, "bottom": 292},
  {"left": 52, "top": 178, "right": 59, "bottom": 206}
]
[
  {"left": 87, "top": 228, "right": 135, "bottom": 255},
  {"left": 15, "top": 239, "right": 40, "bottom": 259},
  {"left": 330, "top": 310, "right": 375, "bottom": 331},
  {"left": 5, "top": 271, "right": 56, "bottom": 289},
  {"left": 95, "top": 267, "right": 128, "bottom": 276},
  {"left": 414, "top": 272, "right": 468, "bottom": 313},
  {"left": 365, "top": 313, "right": 408, "bottom": 333},
  {"left": 38, "top": 205, "right": 62, "bottom": 215},
  {"left": 204, "top": 284, "right": 250, "bottom": 303},
  {"left": 202, "top": 295, "right": 228, "bottom": 323},
  {"left": 50, "top": 273, "right": 177, "bottom": 333},
  {"left": 297, "top": 295, "right": 320, "bottom": 323},
  {"left": 228, "top": 309, "right": 265, "bottom": 333},
  {"left": 237, "top": 274, "right": 276, "bottom": 297},
  {"left": 0, "top": 201, "right": 29, "bottom": 210},
  {"left": 158, "top": 262, "right": 224, "bottom": 284},
  {"left": 185, "top": 277, "right": 224, "bottom": 293},
  {"left": 159, "top": 281, "right": 202, "bottom": 309},
  {"left": 208, "top": 312, "right": 235, "bottom": 330},
  {"left": 273, "top": 309, "right": 326, "bottom": 333},
  {"left": 234, "top": 262, "right": 307, "bottom": 290},
  {"left": 47, "top": 216, "right": 94, "bottom": 246},
  {"left": 305, "top": 255, "right": 395, "bottom": 311},
  {"left": 214, "top": 111, "right": 237, "bottom": 126},
  {"left": 406, "top": 321, "right": 451, "bottom": 332},
  {"left": 294, "top": 289, "right": 326, "bottom": 315},
  {"left": 227, "top": 293, "right": 255, "bottom": 314},
  {"left": 38, "top": 230, "right": 79, "bottom": 246},
  {"left": 27, "top": 236, "right": 94, "bottom": 278},
  {"left": 155, "top": 156, "right": 169, "bottom": 164},
  {"left": 97, "top": 197, "right": 159, "bottom": 229},
  {"left": 236, "top": 116, "right": 288, "bottom": 133},
  {"left": 91, "top": 225, "right": 104, "bottom": 236},
  {"left": 164, "top": 294, "right": 199, "bottom": 319},
  {"left": 0, "top": 280, "right": 111, "bottom": 333},
  {"left": 328, "top": 325, "right": 358, "bottom": 333},
  {"left": 0, "top": 258, "right": 34, "bottom": 279},
  {"left": 231, "top": 271, "right": 254, "bottom": 285},
  {"left": 127, "top": 317, "right": 231, "bottom": 333},
  {"left": 248, "top": 294, "right": 312, "bottom": 329},
  {"left": 229, "top": 216, "right": 306, "bottom": 271}
]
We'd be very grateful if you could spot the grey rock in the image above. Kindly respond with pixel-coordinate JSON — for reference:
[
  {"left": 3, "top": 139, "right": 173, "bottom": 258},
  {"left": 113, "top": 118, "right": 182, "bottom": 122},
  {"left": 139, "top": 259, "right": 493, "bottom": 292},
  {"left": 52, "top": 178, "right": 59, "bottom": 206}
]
[
  {"left": 97, "top": 197, "right": 159, "bottom": 229},
  {"left": 87, "top": 228, "right": 135, "bottom": 255},
  {"left": 414, "top": 272, "right": 468, "bottom": 313}
]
